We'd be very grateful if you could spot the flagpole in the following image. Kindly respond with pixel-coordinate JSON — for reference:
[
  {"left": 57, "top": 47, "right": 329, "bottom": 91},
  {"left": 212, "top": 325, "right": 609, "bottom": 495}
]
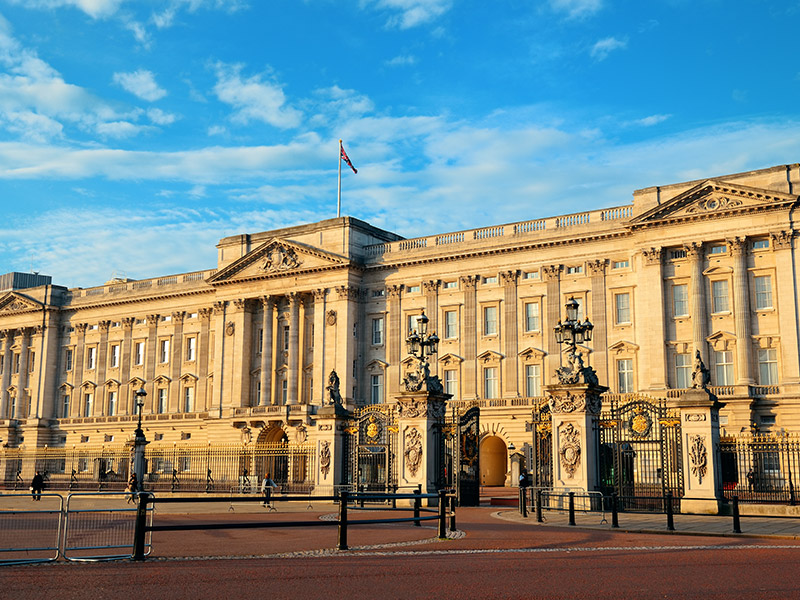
[{"left": 337, "top": 139, "right": 342, "bottom": 218}]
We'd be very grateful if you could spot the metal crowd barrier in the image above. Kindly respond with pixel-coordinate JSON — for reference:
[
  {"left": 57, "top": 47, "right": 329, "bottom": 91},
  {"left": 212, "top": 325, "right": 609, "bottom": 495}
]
[{"left": 0, "top": 493, "right": 64, "bottom": 565}]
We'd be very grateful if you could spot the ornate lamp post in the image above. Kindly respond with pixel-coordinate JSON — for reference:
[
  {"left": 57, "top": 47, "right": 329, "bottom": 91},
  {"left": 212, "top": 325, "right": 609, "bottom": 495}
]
[
  {"left": 133, "top": 386, "right": 148, "bottom": 492},
  {"left": 553, "top": 297, "right": 597, "bottom": 385},
  {"left": 403, "top": 311, "right": 442, "bottom": 393}
]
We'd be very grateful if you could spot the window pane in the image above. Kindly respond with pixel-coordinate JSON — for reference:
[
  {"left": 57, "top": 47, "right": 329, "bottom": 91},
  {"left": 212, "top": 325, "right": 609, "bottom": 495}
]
[
  {"left": 712, "top": 280, "right": 729, "bottom": 312},
  {"left": 525, "top": 364, "right": 541, "bottom": 397},
  {"left": 758, "top": 348, "right": 778, "bottom": 385},
  {"left": 444, "top": 370, "right": 457, "bottom": 396},
  {"left": 484, "top": 367, "right": 498, "bottom": 398},
  {"left": 755, "top": 275, "right": 773, "bottom": 309},
  {"left": 445, "top": 311, "right": 458, "bottom": 338},
  {"left": 617, "top": 359, "right": 633, "bottom": 393},
  {"left": 615, "top": 293, "right": 631, "bottom": 324},
  {"left": 372, "top": 318, "right": 384, "bottom": 345},
  {"left": 524, "top": 302, "right": 540, "bottom": 332},
  {"left": 484, "top": 306, "right": 498, "bottom": 335},
  {"left": 675, "top": 353, "right": 691, "bottom": 388},
  {"left": 714, "top": 351, "right": 733, "bottom": 385},
  {"left": 370, "top": 374, "right": 383, "bottom": 404},
  {"left": 673, "top": 285, "right": 688, "bottom": 316}
]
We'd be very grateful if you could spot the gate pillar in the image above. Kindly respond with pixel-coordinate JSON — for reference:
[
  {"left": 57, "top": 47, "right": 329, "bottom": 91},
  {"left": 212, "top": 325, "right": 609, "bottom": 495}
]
[
  {"left": 395, "top": 390, "right": 448, "bottom": 505},
  {"left": 673, "top": 389, "right": 725, "bottom": 514},
  {"left": 314, "top": 404, "right": 350, "bottom": 493},
  {"left": 672, "top": 352, "right": 725, "bottom": 514},
  {"left": 546, "top": 383, "right": 606, "bottom": 493}
]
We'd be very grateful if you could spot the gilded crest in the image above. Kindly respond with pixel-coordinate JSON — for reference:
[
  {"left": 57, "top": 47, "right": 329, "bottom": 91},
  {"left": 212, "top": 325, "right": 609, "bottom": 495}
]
[
  {"left": 628, "top": 408, "right": 652, "bottom": 438},
  {"left": 365, "top": 415, "right": 382, "bottom": 441}
]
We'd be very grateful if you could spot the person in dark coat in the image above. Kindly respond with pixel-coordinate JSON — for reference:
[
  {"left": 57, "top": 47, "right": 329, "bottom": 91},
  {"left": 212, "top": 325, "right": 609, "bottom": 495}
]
[{"left": 31, "top": 471, "right": 44, "bottom": 501}]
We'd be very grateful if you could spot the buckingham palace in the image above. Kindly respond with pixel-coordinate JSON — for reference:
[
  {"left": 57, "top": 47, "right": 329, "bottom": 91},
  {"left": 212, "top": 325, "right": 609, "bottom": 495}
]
[{"left": 1, "top": 162, "right": 799, "bottom": 491}]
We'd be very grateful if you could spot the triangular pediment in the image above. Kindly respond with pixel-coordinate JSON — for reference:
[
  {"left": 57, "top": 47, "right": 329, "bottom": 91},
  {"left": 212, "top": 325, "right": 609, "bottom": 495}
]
[
  {"left": 631, "top": 180, "right": 798, "bottom": 225},
  {"left": 608, "top": 340, "right": 640, "bottom": 355},
  {"left": 0, "top": 292, "right": 43, "bottom": 314},
  {"left": 208, "top": 238, "right": 349, "bottom": 284},
  {"left": 518, "top": 346, "right": 547, "bottom": 360},
  {"left": 438, "top": 353, "right": 463, "bottom": 366}
]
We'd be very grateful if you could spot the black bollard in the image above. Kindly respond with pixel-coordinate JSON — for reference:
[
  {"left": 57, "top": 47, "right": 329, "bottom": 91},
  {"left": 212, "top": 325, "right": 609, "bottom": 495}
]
[
  {"left": 611, "top": 492, "right": 619, "bottom": 528},
  {"left": 520, "top": 487, "right": 528, "bottom": 518},
  {"left": 438, "top": 489, "right": 448, "bottom": 539},
  {"left": 732, "top": 495, "right": 742, "bottom": 533},
  {"left": 568, "top": 492, "right": 576, "bottom": 526},
  {"left": 338, "top": 491, "right": 349, "bottom": 550},
  {"left": 413, "top": 488, "right": 421, "bottom": 526},
  {"left": 665, "top": 492, "right": 675, "bottom": 531},
  {"left": 132, "top": 493, "right": 149, "bottom": 561},
  {"left": 536, "top": 488, "right": 543, "bottom": 522},
  {"left": 449, "top": 491, "right": 457, "bottom": 532}
]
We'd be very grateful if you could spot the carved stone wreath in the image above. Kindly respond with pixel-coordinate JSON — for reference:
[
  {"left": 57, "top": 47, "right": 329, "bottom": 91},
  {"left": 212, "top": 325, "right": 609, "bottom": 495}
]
[
  {"left": 319, "top": 440, "right": 331, "bottom": 478},
  {"left": 404, "top": 428, "right": 423, "bottom": 477},
  {"left": 326, "top": 310, "right": 337, "bottom": 326},
  {"left": 685, "top": 196, "right": 742, "bottom": 214},
  {"left": 688, "top": 434, "right": 708, "bottom": 483},
  {"left": 559, "top": 423, "right": 581, "bottom": 479},
  {"left": 397, "top": 397, "right": 446, "bottom": 419},
  {"left": 549, "top": 391, "right": 602, "bottom": 415}
]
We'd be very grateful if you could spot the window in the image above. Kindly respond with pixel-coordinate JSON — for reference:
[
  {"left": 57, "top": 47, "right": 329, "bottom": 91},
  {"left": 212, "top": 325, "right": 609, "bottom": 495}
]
[
  {"left": 372, "top": 289, "right": 385, "bottom": 297},
  {"left": 134, "top": 342, "right": 144, "bottom": 366},
  {"left": 712, "top": 280, "right": 729, "bottom": 312},
  {"left": 612, "top": 260, "right": 629, "bottom": 269},
  {"left": 483, "top": 276, "right": 497, "bottom": 284},
  {"left": 525, "top": 364, "right": 541, "bottom": 397},
  {"left": 523, "top": 271, "right": 540, "bottom": 280},
  {"left": 483, "top": 306, "right": 498, "bottom": 336},
  {"left": 408, "top": 314, "right": 422, "bottom": 334},
  {"left": 255, "top": 380, "right": 261, "bottom": 405},
  {"left": 483, "top": 367, "right": 498, "bottom": 399},
  {"left": 161, "top": 315, "right": 171, "bottom": 322},
  {"left": 673, "top": 284, "right": 688, "bottom": 317},
  {"left": 157, "top": 388, "right": 167, "bottom": 414},
  {"left": 444, "top": 370, "right": 457, "bottom": 396},
  {"left": 444, "top": 310, "right": 458, "bottom": 339},
  {"left": 83, "top": 393, "right": 93, "bottom": 418},
  {"left": 715, "top": 351, "right": 734, "bottom": 386},
  {"left": 257, "top": 328, "right": 263, "bottom": 353},
  {"left": 61, "top": 395, "right": 70, "bottom": 419},
  {"left": 13, "top": 353, "right": 20, "bottom": 374},
  {"left": 617, "top": 359, "right": 634, "bottom": 393},
  {"left": 614, "top": 293, "right": 631, "bottom": 324},
  {"left": 28, "top": 351, "right": 35, "bottom": 372},
  {"left": 281, "top": 379, "right": 288, "bottom": 404},
  {"left": 372, "top": 317, "right": 384, "bottom": 345},
  {"left": 407, "top": 285, "right": 420, "bottom": 294},
  {"left": 443, "top": 281, "right": 458, "bottom": 289},
  {"left": 9, "top": 395, "right": 16, "bottom": 418},
  {"left": 283, "top": 326, "right": 290, "bottom": 351},
  {"left": 108, "top": 390, "right": 117, "bottom": 416},
  {"left": 186, "top": 337, "right": 196, "bottom": 361},
  {"left": 710, "top": 245, "right": 727, "bottom": 255},
  {"left": 65, "top": 348, "right": 73, "bottom": 371},
  {"left": 754, "top": 275, "right": 773, "bottom": 309},
  {"left": 675, "top": 353, "right": 692, "bottom": 389},
  {"left": 159, "top": 339, "right": 170, "bottom": 363},
  {"left": 758, "top": 349, "right": 778, "bottom": 385},
  {"left": 85, "top": 347, "right": 96, "bottom": 370},
  {"left": 566, "top": 265, "right": 582, "bottom": 275},
  {"left": 524, "top": 302, "right": 540, "bottom": 332},
  {"left": 669, "top": 249, "right": 687, "bottom": 260},
  {"left": 183, "top": 387, "right": 195, "bottom": 412},
  {"left": 752, "top": 239, "right": 769, "bottom": 250},
  {"left": 109, "top": 344, "right": 119, "bottom": 368},
  {"left": 370, "top": 374, "right": 384, "bottom": 404}
]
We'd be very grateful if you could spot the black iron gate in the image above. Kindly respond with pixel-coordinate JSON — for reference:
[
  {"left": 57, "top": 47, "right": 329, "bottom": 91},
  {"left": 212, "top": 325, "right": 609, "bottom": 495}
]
[
  {"left": 528, "top": 400, "right": 553, "bottom": 488},
  {"left": 344, "top": 405, "right": 398, "bottom": 492},
  {"left": 443, "top": 405, "right": 480, "bottom": 506},
  {"left": 597, "top": 398, "right": 683, "bottom": 511}
]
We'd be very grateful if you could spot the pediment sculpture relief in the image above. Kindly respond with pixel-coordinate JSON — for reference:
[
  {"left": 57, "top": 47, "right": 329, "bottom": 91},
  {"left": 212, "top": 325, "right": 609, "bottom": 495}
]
[{"left": 260, "top": 244, "right": 302, "bottom": 273}]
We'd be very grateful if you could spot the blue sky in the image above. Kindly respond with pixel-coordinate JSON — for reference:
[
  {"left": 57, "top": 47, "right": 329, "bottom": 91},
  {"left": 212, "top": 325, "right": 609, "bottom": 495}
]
[{"left": 1, "top": 0, "right": 799, "bottom": 288}]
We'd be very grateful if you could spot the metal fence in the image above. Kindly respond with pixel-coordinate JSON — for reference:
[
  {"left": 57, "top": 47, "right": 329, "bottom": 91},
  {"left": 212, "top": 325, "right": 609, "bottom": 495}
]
[
  {"left": 0, "top": 493, "right": 63, "bottom": 565},
  {"left": 0, "top": 443, "right": 316, "bottom": 494},
  {"left": 719, "top": 433, "right": 800, "bottom": 504}
]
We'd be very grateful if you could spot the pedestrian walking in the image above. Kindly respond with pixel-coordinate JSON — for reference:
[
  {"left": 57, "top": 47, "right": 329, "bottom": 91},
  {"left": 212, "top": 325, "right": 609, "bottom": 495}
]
[
  {"left": 261, "top": 472, "right": 278, "bottom": 507},
  {"left": 125, "top": 473, "right": 137, "bottom": 503},
  {"left": 30, "top": 471, "right": 44, "bottom": 501}
]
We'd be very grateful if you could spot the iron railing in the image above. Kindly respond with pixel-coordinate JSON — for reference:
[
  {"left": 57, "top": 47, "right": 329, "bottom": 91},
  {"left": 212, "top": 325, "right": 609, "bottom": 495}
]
[{"left": 719, "top": 433, "right": 800, "bottom": 504}]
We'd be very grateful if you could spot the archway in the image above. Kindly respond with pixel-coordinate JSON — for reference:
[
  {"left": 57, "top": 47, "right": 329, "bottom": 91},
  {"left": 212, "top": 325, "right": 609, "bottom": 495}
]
[
  {"left": 255, "top": 426, "right": 289, "bottom": 483},
  {"left": 480, "top": 435, "right": 508, "bottom": 486}
]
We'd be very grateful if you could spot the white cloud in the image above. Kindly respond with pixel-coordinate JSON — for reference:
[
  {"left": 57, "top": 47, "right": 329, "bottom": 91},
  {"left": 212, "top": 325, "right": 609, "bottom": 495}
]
[
  {"left": 208, "top": 125, "right": 226, "bottom": 136},
  {"left": 368, "top": 0, "right": 452, "bottom": 28},
  {"left": 95, "top": 120, "right": 145, "bottom": 137},
  {"left": 1, "top": 110, "right": 64, "bottom": 142},
  {"left": 549, "top": 0, "right": 602, "bottom": 19},
  {"left": 113, "top": 70, "right": 167, "bottom": 101},
  {"left": 213, "top": 62, "right": 302, "bottom": 129},
  {"left": 147, "top": 108, "right": 178, "bottom": 125},
  {"left": 590, "top": 36, "right": 627, "bottom": 61},
  {"left": 633, "top": 114, "right": 671, "bottom": 127},
  {"left": 6, "top": 0, "right": 125, "bottom": 19},
  {"left": 385, "top": 54, "right": 417, "bottom": 67}
]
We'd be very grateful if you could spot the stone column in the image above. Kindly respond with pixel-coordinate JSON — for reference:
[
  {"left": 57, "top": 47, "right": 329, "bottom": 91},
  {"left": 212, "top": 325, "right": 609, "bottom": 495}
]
[
  {"left": 729, "top": 237, "right": 754, "bottom": 385},
  {"left": 96, "top": 321, "right": 109, "bottom": 415},
  {"left": 230, "top": 298, "right": 253, "bottom": 407},
  {"left": 17, "top": 328, "right": 31, "bottom": 417},
  {"left": 169, "top": 312, "right": 185, "bottom": 412},
  {"left": 771, "top": 231, "right": 800, "bottom": 385},
  {"left": 587, "top": 260, "right": 609, "bottom": 386},
  {"left": 311, "top": 289, "right": 327, "bottom": 406},
  {"left": 121, "top": 318, "right": 134, "bottom": 414},
  {"left": 287, "top": 293, "right": 300, "bottom": 405},
  {"left": 396, "top": 390, "right": 448, "bottom": 503},
  {"left": 542, "top": 265, "right": 563, "bottom": 379},
  {"left": 387, "top": 285, "right": 403, "bottom": 396},
  {"left": 145, "top": 314, "right": 159, "bottom": 413},
  {"left": 547, "top": 382, "right": 606, "bottom": 492},
  {"left": 460, "top": 275, "right": 479, "bottom": 399},
  {"left": 197, "top": 308, "right": 213, "bottom": 412},
  {"left": 211, "top": 301, "right": 227, "bottom": 415},
  {"left": 501, "top": 270, "right": 519, "bottom": 396},
  {"left": 640, "top": 248, "right": 668, "bottom": 389},
  {"left": 423, "top": 280, "right": 440, "bottom": 378},
  {"left": 27, "top": 326, "right": 44, "bottom": 419},
  {"left": 71, "top": 324, "right": 87, "bottom": 417},
  {"left": 673, "top": 386, "right": 724, "bottom": 514},
  {"left": 259, "top": 296, "right": 274, "bottom": 406},
  {"left": 0, "top": 331, "right": 12, "bottom": 417},
  {"left": 686, "top": 242, "right": 708, "bottom": 364},
  {"left": 314, "top": 403, "right": 350, "bottom": 491}
]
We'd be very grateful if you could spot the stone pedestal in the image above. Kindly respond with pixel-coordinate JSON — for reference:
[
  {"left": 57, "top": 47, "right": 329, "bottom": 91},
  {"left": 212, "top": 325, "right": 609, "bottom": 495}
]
[
  {"left": 395, "top": 391, "right": 448, "bottom": 505},
  {"left": 672, "top": 388, "right": 725, "bottom": 514},
  {"left": 546, "top": 383, "right": 606, "bottom": 493},
  {"left": 313, "top": 404, "right": 350, "bottom": 494}
]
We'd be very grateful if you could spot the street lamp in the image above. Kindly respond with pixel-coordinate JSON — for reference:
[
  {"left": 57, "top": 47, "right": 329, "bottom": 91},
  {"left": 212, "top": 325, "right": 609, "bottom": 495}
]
[
  {"left": 403, "top": 311, "right": 442, "bottom": 393},
  {"left": 133, "top": 386, "right": 148, "bottom": 492},
  {"left": 554, "top": 297, "right": 597, "bottom": 385}
]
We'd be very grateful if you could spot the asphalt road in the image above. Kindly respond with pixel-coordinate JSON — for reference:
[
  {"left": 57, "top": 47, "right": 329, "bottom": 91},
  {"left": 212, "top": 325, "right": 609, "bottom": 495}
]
[{"left": 4, "top": 506, "right": 800, "bottom": 599}]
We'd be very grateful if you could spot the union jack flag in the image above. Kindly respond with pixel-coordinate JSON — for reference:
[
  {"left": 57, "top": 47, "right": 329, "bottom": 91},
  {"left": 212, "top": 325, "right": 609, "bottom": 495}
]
[{"left": 340, "top": 144, "right": 357, "bottom": 174}]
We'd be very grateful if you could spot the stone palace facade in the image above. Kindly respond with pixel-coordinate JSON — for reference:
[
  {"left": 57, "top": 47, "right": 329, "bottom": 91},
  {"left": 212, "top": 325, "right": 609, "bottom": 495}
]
[{"left": 1, "top": 163, "right": 799, "bottom": 485}]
